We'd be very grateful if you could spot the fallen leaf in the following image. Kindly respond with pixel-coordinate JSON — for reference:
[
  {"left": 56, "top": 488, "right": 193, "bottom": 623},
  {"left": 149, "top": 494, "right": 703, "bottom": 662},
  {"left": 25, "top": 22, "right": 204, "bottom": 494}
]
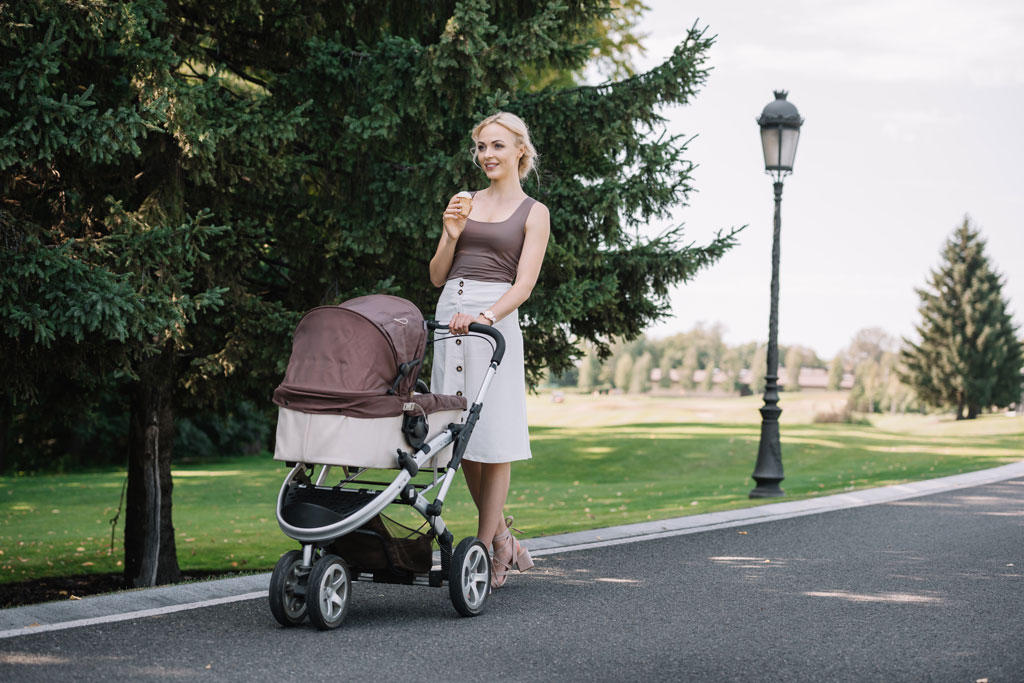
[
  {"left": 26, "top": 622, "right": 41, "bottom": 628},
  {"left": 764, "top": 559, "right": 771, "bottom": 563},
  {"left": 206, "top": 665, "right": 212, "bottom": 670},
  {"left": 82, "top": 562, "right": 94, "bottom": 567},
  {"left": 76, "top": 547, "right": 86, "bottom": 552},
  {"left": 69, "top": 595, "right": 81, "bottom": 600},
  {"left": 738, "top": 531, "right": 748, "bottom": 535}
]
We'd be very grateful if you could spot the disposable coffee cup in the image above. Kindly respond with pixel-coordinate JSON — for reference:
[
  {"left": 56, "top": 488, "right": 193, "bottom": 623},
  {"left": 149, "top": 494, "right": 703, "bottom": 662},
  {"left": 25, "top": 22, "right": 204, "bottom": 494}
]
[{"left": 455, "top": 191, "right": 473, "bottom": 217}]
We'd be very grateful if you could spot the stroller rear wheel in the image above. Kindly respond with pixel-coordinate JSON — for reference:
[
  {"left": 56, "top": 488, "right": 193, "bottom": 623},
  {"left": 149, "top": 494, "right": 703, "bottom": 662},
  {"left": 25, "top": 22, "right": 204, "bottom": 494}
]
[
  {"left": 307, "top": 554, "right": 352, "bottom": 630},
  {"left": 449, "top": 537, "right": 491, "bottom": 617},
  {"left": 269, "top": 550, "right": 308, "bottom": 626}
]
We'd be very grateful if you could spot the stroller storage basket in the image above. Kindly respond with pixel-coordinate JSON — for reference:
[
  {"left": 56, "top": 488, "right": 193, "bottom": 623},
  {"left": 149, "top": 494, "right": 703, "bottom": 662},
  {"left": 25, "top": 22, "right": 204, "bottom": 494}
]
[
  {"left": 280, "top": 483, "right": 384, "bottom": 529},
  {"left": 329, "top": 514, "right": 435, "bottom": 575}
]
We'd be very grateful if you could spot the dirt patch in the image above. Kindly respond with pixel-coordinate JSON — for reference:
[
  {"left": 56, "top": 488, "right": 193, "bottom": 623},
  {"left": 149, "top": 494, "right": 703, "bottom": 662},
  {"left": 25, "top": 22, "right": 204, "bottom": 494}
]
[{"left": 0, "top": 570, "right": 261, "bottom": 609}]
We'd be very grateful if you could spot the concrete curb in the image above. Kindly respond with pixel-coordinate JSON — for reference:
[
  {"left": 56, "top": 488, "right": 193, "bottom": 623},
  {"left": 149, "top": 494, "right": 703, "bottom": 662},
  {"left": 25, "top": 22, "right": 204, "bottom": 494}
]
[{"left": 3, "top": 460, "right": 1023, "bottom": 638}]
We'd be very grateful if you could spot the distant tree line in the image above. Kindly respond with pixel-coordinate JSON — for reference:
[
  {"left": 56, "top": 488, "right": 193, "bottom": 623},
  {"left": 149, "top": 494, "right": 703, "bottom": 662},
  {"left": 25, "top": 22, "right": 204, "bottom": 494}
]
[{"left": 559, "top": 323, "right": 825, "bottom": 395}]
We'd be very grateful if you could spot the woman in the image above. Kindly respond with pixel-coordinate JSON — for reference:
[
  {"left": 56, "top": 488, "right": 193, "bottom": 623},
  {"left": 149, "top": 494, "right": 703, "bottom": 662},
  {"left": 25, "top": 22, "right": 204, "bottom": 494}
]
[{"left": 429, "top": 112, "right": 551, "bottom": 589}]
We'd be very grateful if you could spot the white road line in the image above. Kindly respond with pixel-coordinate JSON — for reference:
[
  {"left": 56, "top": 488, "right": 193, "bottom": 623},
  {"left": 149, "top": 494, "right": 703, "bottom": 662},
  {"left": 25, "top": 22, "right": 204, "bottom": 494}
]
[{"left": 0, "top": 591, "right": 266, "bottom": 640}]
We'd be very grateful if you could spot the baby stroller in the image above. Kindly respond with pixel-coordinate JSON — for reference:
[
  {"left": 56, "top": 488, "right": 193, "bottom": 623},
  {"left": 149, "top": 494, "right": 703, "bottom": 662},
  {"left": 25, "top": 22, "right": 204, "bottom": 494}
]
[{"left": 268, "top": 294, "right": 506, "bottom": 630}]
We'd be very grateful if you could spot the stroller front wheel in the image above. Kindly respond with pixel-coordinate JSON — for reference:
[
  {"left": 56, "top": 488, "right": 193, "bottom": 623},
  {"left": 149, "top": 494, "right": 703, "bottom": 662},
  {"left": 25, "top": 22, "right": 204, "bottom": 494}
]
[
  {"left": 269, "top": 550, "right": 309, "bottom": 627},
  {"left": 449, "top": 537, "right": 491, "bottom": 617},
  {"left": 307, "top": 554, "right": 352, "bottom": 630}
]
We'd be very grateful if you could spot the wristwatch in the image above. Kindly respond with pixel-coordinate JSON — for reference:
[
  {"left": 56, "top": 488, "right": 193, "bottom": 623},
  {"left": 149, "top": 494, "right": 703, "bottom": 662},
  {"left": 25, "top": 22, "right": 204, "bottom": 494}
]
[{"left": 481, "top": 310, "right": 496, "bottom": 325}]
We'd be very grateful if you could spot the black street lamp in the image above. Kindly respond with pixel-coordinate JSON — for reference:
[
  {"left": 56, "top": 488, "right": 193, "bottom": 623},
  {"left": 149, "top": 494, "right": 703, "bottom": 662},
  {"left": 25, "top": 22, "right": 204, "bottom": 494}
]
[{"left": 750, "top": 90, "right": 803, "bottom": 499}]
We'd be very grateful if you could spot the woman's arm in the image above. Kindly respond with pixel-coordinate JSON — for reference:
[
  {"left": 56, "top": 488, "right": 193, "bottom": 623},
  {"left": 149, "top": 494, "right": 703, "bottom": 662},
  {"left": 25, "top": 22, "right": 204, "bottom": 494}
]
[
  {"left": 429, "top": 232, "right": 458, "bottom": 288},
  {"left": 447, "top": 203, "right": 551, "bottom": 333},
  {"left": 430, "top": 194, "right": 470, "bottom": 287}
]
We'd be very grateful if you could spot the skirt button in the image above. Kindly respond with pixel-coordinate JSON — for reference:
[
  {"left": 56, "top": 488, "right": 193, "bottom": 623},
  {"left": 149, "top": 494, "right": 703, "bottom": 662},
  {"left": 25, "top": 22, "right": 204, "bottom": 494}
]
[
  {"left": 456, "top": 365, "right": 463, "bottom": 372},
  {"left": 458, "top": 289, "right": 463, "bottom": 295},
  {"left": 459, "top": 281, "right": 464, "bottom": 286},
  {"left": 456, "top": 391, "right": 463, "bottom": 397},
  {"left": 455, "top": 339, "right": 462, "bottom": 345}
]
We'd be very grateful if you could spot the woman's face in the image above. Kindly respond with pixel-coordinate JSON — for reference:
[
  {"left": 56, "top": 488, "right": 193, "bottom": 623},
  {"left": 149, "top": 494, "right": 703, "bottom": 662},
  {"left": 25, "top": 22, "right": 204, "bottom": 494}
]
[{"left": 475, "top": 123, "right": 523, "bottom": 182}]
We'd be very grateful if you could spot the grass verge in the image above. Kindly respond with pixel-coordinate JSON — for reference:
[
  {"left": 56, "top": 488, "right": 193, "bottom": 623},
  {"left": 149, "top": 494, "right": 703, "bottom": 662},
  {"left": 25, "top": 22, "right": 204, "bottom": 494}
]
[{"left": 2, "top": 392, "right": 1022, "bottom": 587}]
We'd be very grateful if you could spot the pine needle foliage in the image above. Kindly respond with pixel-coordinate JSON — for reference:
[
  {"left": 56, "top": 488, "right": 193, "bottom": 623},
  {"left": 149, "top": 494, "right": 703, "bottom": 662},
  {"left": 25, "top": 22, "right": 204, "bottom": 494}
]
[
  {"left": 1, "top": 0, "right": 736, "bottom": 581},
  {"left": 900, "top": 218, "right": 1023, "bottom": 419}
]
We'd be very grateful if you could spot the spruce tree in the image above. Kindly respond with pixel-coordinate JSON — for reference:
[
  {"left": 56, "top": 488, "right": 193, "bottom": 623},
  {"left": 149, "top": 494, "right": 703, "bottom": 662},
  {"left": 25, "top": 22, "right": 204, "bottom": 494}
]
[
  {"left": 1, "top": 1, "right": 308, "bottom": 585},
  {"left": 2, "top": 1, "right": 735, "bottom": 584},
  {"left": 900, "top": 218, "right": 1023, "bottom": 419}
]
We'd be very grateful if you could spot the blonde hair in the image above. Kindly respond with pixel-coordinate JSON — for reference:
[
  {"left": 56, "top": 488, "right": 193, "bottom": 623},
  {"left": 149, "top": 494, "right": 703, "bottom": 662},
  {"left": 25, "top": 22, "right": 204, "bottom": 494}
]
[{"left": 471, "top": 112, "right": 539, "bottom": 182}]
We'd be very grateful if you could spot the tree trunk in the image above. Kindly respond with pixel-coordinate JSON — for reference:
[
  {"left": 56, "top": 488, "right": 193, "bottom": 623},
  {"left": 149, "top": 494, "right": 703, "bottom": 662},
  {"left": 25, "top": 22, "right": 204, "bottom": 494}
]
[
  {"left": 124, "top": 348, "right": 180, "bottom": 587},
  {"left": 967, "top": 404, "right": 980, "bottom": 420},
  {"left": 0, "top": 406, "right": 7, "bottom": 473}
]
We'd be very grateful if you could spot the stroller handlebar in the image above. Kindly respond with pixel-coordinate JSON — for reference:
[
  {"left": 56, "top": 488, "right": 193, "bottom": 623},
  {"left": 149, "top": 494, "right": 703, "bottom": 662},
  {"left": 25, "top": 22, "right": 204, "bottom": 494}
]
[{"left": 427, "top": 320, "right": 505, "bottom": 365}]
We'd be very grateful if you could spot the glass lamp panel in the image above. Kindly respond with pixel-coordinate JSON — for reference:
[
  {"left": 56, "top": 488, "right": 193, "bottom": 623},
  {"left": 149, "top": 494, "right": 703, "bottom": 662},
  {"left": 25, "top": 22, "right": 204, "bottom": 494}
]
[
  {"left": 760, "top": 127, "right": 780, "bottom": 169},
  {"left": 779, "top": 127, "right": 800, "bottom": 170}
]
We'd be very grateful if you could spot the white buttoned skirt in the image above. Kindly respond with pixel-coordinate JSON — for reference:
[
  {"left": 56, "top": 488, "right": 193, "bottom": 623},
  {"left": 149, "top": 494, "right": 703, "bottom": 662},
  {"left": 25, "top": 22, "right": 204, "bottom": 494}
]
[{"left": 431, "top": 278, "right": 532, "bottom": 463}]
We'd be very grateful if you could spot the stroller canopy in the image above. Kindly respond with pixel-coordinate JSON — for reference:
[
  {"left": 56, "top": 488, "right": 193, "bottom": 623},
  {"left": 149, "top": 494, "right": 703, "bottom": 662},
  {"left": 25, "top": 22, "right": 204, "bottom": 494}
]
[{"left": 273, "top": 295, "right": 464, "bottom": 418}]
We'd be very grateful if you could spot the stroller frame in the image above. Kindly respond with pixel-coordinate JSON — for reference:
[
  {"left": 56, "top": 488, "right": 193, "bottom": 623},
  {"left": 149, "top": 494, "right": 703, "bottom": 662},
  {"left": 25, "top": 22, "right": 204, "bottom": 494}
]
[{"left": 269, "top": 320, "right": 506, "bottom": 630}]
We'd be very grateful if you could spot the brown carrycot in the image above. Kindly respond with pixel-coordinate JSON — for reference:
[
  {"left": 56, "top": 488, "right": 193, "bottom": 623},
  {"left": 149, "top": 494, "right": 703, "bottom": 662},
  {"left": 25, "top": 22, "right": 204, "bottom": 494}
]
[{"left": 272, "top": 295, "right": 466, "bottom": 469}]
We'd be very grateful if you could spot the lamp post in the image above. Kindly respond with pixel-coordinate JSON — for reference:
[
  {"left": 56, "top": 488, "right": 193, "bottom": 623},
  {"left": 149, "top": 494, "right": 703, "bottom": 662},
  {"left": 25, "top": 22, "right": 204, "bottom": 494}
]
[{"left": 750, "top": 90, "right": 803, "bottom": 499}]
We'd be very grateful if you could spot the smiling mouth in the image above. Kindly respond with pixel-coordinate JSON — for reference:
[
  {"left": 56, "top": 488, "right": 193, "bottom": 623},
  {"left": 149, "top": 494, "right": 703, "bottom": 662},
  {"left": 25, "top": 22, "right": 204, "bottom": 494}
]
[{"left": 484, "top": 163, "right": 498, "bottom": 170}]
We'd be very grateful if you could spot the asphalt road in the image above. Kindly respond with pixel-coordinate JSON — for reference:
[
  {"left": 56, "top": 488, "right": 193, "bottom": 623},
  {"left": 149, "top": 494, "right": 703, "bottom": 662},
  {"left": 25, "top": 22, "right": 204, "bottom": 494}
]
[{"left": 2, "top": 478, "right": 1022, "bottom": 682}]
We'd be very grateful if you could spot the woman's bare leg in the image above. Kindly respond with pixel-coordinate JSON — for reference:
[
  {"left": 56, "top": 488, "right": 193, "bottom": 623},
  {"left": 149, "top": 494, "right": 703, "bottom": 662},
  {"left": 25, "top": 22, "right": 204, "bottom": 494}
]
[
  {"left": 461, "top": 459, "right": 483, "bottom": 512},
  {"left": 475, "top": 462, "right": 511, "bottom": 543},
  {"left": 462, "top": 459, "right": 509, "bottom": 542}
]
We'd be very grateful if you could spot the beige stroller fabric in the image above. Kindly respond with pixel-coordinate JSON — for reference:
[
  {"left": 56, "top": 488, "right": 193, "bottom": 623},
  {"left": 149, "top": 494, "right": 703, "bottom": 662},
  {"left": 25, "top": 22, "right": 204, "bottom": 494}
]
[{"left": 273, "top": 406, "right": 463, "bottom": 468}]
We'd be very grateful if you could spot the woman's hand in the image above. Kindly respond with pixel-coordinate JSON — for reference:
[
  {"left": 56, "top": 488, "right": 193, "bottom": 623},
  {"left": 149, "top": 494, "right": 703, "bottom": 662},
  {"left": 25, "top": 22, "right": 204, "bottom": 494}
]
[
  {"left": 448, "top": 312, "right": 490, "bottom": 335},
  {"left": 442, "top": 195, "right": 468, "bottom": 242}
]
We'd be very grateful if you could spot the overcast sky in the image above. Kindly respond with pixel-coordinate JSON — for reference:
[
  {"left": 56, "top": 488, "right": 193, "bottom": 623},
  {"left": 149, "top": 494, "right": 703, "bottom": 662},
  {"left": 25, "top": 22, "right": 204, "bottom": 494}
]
[{"left": 626, "top": 0, "right": 1024, "bottom": 359}]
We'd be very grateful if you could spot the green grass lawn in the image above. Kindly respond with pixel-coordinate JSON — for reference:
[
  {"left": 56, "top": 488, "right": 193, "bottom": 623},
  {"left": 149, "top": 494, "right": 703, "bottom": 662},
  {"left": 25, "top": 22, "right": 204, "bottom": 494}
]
[{"left": 3, "top": 391, "right": 1022, "bottom": 584}]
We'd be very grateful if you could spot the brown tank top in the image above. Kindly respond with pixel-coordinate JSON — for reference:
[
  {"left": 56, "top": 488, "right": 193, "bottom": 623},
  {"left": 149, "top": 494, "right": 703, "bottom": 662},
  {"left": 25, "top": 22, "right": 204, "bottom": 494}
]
[{"left": 447, "top": 194, "right": 536, "bottom": 284}]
